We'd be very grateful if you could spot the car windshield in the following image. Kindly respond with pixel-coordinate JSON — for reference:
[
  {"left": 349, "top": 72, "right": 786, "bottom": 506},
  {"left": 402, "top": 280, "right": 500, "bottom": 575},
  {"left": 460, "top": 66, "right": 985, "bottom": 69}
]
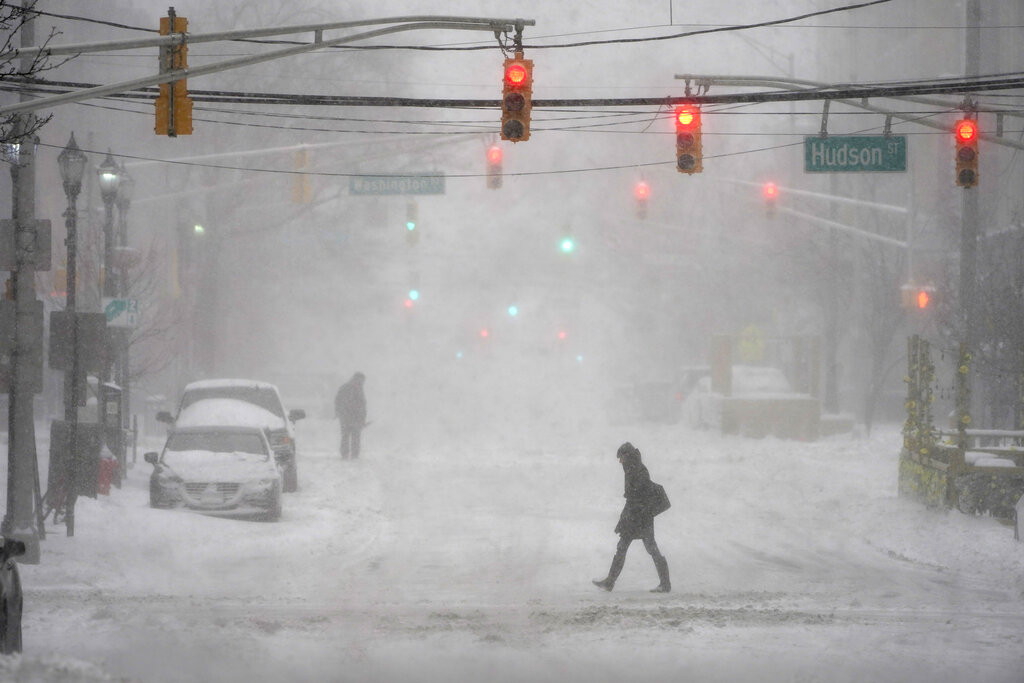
[
  {"left": 180, "top": 385, "right": 284, "bottom": 418},
  {"left": 166, "top": 431, "right": 268, "bottom": 456}
]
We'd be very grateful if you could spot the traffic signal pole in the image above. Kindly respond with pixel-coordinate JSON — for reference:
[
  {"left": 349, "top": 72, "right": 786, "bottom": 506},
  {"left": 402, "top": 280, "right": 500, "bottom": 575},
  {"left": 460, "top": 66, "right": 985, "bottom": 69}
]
[
  {"left": 3, "top": 1, "right": 41, "bottom": 563},
  {"left": 961, "top": 0, "right": 981, "bottom": 353}
]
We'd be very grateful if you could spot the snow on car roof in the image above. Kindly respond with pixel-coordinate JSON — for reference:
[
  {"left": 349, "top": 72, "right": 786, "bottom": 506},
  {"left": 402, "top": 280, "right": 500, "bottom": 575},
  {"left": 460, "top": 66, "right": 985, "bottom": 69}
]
[
  {"left": 183, "top": 378, "right": 279, "bottom": 391},
  {"left": 175, "top": 397, "right": 284, "bottom": 429}
]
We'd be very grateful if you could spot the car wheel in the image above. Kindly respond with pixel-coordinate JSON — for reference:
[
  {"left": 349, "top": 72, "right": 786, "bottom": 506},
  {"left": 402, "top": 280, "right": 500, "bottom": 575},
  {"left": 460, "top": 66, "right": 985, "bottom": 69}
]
[
  {"left": 265, "top": 492, "right": 282, "bottom": 522},
  {"left": 283, "top": 459, "right": 298, "bottom": 493},
  {"left": 0, "top": 566, "right": 22, "bottom": 654}
]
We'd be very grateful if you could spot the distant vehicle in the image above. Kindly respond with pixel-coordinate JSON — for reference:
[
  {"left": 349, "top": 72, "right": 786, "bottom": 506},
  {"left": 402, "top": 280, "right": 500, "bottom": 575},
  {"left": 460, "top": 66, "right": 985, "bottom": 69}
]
[
  {"left": 682, "top": 365, "right": 819, "bottom": 439},
  {"left": 0, "top": 536, "right": 25, "bottom": 654},
  {"left": 144, "top": 424, "right": 283, "bottom": 521},
  {"left": 158, "top": 379, "right": 305, "bottom": 492}
]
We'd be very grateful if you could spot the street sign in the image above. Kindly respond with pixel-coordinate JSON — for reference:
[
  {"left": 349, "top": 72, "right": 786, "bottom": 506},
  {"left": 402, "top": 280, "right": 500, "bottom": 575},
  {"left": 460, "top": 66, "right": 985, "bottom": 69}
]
[
  {"left": 349, "top": 174, "right": 446, "bottom": 196},
  {"left": 103, "top": 297, "right": 138, "bottom": 328},
  {"left": 804, "top": 135, "right": 907, "bottom": 173}
]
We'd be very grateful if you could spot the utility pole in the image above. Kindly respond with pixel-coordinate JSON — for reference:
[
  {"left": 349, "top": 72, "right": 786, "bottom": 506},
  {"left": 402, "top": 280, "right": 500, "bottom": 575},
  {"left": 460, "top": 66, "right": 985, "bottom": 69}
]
[
  {"left": 2, "top": 0, "right": 42, "bottom": 563},
  {"left": 960, "top": 0, "right": 981, "bottom": 353}
]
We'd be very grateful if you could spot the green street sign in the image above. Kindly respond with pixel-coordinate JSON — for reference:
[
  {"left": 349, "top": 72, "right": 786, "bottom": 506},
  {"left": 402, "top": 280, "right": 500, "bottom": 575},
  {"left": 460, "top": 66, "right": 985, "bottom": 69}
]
[
  {"left": 804, "top": 135, "right": 907, "bottom": 173},
  {"left": 349, "top": 174, "right": 446, "bottom": 195}
]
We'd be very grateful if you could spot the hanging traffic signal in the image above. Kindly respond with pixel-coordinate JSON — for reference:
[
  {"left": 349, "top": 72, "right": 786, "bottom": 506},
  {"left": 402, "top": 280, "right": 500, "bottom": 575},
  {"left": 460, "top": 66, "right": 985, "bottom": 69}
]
[
  {"left": 501, "top": 52, "right": 533, "bottom": 142},
  {"left": 155, "top": 11, "right": 192, "bottom": 136},
  {"left": 405, "top": 202, "right": 419, "bottom": 246},
  {"left": 763, "top": 181, "right": 778, "bottom": 218},
  {"left": 674, "top": 106, "right": 702, "bottom": 174},
  {"left": 486, "top": 145, "right": 503, "bottom": 189},
  {"left": 634, "top": 181, "right": 650, "bottom": 219},
  {"left": 954, "top": 118, "right": 979, "bottom": 188},
  {"left": 901, "top": 284, "right": 937, "bottom": 310}
]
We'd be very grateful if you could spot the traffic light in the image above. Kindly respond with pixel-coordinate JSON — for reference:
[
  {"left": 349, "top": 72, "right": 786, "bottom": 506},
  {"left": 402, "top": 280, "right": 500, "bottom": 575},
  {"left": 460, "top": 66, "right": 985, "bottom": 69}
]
[
  {"left": 405, "top": 202, "right": 418, "bottom": 246},
  {"left": 901, "top": 284, "right": 936, "bottom": 310},
  {"left": 155, "top": 11, "right": 192, "bottom": 136},
  {"left": 486, "top": 145, "right": 503, "bottom": 189},
  {"left": 560, "top": 237, "right": 575, "bottom": 253},
  {"left": 674, "top": 105, "right": 702, "bottom": 174},
  {"left": 763, "top": 181, "right": 778, "bottom": 218},
  {"left": 501, "top": 52, "right": 533, "bottom": 142},
  {"left": 634, "top": 181, "right": 650, "bottom": 219},
  {"left": 954, "top": 118, "right": 979, "bottom": 188}
]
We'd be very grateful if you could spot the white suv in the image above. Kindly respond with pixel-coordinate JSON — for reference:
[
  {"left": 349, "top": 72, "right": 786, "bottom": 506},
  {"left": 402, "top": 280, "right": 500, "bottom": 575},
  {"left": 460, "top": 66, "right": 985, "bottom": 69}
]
[{"left": 158, "top": 379, "right": 305, "bottom": 492}]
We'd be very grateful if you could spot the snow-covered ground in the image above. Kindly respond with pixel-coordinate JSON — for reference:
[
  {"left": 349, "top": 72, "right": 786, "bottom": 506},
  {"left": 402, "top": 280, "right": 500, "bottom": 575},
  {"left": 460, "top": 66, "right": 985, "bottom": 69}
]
[{"left": 2, "top": 414, "right": 1023, "bottom": 682}]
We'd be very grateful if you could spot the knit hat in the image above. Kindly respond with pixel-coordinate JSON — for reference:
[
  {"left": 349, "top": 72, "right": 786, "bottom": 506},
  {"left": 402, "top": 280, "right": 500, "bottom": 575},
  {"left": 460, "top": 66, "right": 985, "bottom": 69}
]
[{"left": 617, "top": 442, "right": 638, "bottom": 458}]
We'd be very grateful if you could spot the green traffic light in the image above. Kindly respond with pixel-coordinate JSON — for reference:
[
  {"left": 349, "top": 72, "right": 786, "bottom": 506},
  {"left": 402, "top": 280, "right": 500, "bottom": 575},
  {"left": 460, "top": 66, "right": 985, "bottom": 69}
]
[
  {"left": 560, "top": 238, "right": 574, "bottom": 253},
  {"left": 406, "top": 221, "right": 416, "bottom": 231}
]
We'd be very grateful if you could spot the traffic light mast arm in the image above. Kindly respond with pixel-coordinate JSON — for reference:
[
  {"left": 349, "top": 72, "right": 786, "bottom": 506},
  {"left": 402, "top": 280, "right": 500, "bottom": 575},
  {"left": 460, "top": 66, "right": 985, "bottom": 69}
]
[
  {"left": 724, "top": 178, "right": 909, "bottom": 215},
  {"left": 778, "top": 205, "right": 907, "bottom": 249},
  {"left": 0, "top": 15, "right": 536, "bottom": 61},
  {"left": 0, "top": 16, "right": 537, "bottom": 117}
]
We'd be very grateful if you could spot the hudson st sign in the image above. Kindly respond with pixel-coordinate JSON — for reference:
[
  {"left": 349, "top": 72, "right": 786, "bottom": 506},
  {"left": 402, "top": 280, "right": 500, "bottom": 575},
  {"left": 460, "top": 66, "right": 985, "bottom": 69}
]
[{"left": 804, "top": 135, "right": 907, "bottom": 173}]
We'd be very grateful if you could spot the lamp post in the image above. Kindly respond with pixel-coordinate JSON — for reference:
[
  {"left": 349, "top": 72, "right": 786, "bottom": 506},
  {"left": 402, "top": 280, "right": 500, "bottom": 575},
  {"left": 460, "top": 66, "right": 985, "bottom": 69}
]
[
  {"left": 96, "top": 151, "right": 120, "bottom": 302},
  {"left": 57, "top": 133, "right": 87, "bottom": 536},
  {"left": 114, "top": 163, "right": 134, "bottom": 476},
  {"left": 96, "top": 151, "right": 120, "bottom": 397}
]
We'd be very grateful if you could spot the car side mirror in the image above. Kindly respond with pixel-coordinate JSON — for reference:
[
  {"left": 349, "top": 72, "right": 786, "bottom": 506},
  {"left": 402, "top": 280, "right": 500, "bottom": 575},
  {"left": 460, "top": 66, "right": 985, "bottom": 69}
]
[
  {"left": 156, "top": 411, "right": 174, "bottom": 424},
  {"left": 289, "top": 409, "right": 306, "bottom": 422},
  {"left": 144, "top": 452, "right": 159, "bottom": 465},
  {"left": 1, "top": 537, "right": 26, "bottom": 560}
]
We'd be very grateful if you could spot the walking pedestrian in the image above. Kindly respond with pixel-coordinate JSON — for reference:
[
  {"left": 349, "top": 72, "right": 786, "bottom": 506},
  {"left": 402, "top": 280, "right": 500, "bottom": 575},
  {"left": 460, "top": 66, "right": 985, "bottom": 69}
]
[
  {"left": 334, "top": 372, "right": 367, "bottom": 459},
  {"left": 593, "top": 441, "right": 671, "bottom": 593}
]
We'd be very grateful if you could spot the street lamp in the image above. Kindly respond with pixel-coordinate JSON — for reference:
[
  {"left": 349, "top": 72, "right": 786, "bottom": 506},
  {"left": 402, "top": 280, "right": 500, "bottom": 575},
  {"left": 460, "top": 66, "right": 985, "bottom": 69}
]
[
  {"left": 115, "top": 163, "right": 133, "bottom": 247},
  {"left": 57, "top": 132, "right": 87, "bottom": 537},
  {"left": 96, "top": 150, "right": 120, "bottom": 300}
]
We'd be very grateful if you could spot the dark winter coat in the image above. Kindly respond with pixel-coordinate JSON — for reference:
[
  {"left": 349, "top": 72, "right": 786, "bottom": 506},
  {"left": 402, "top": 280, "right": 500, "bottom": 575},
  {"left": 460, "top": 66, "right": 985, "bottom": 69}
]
[
  {"left": 614, "top": 450, "right": 658, "bottom": 539},
  {"left": 334, "top": 374, "right": 366, "bottom": 428}
]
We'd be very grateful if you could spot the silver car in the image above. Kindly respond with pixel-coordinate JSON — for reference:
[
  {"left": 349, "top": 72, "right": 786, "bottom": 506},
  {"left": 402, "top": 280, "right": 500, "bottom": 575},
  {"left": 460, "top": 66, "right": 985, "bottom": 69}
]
[{"left": 145, "top": 425, "right": 283, "bottom": 521}]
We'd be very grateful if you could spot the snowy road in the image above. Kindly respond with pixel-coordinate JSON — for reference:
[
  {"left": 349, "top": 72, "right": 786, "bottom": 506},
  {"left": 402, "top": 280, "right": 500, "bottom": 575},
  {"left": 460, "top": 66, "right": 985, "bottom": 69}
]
[{"left": 6, "top": 417, "right": 1024, "bottom": 682}]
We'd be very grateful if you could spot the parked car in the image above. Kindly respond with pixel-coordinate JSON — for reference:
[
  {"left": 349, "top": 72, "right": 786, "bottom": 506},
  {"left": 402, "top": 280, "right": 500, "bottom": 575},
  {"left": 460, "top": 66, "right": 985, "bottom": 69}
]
[
  {"left": 145, "top": 424, "right": 283, "bottom": 521},
  {"left": 158, "top": 379, "right": 305, "bottom": 492},
  {"left": 0, "top": 535, "right": 25, "bottom": 654}
]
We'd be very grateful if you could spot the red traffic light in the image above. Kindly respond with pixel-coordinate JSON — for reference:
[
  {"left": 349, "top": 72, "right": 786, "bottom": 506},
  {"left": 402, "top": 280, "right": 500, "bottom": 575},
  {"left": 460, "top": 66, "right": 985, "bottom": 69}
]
[
  {"left": 487, "top": 145, "right": 502, "bottom": 165},
  {"left": 675, "top": 106, "right": 699, "bottom": 129},
  {"left": 763, "top": 182, "right": 778, "bottom": 200},
  {"left": 504, "top": 63, "right": 529, "bottom": 88},
  {"left": 634, "top": 181, "right": 650, "bottom": 201},
  {"left": 955, "top": 119, "right": 978, "bottom": 143}
]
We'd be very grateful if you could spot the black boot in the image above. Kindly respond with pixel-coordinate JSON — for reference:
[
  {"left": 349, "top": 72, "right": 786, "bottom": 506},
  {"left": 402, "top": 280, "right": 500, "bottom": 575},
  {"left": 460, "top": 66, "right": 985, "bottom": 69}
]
[
  {"left": 650, "top": 555, "right": 671, "bottom": 593},
  {"left": 592, "top": 577, "right": 614, "bottom": 591}
]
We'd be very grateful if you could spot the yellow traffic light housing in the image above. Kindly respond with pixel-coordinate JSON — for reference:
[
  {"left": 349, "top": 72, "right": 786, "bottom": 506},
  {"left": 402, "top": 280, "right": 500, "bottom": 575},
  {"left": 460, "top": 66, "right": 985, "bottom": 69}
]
[
  {"left": 155, "top": 12, "right": 192, "bottom": 136},
  {"left": 675, "top": 106, "right": 703, "bottom": 174},
  {"left": 501, "top": 52, "right": 533, "bottom": 143},
  {"left": 954, "top": 118, "right": 978, "bottom": 188}
]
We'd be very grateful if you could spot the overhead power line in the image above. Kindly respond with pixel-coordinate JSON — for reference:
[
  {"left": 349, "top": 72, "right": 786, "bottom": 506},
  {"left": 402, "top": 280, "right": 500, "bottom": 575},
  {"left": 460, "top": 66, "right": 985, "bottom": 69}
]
[
  {"left": 7, "top": 72, "right": 1024, "bottom": 110},
  {"left": 30, "top": 1, "right": 895, "bottom": 52}
]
